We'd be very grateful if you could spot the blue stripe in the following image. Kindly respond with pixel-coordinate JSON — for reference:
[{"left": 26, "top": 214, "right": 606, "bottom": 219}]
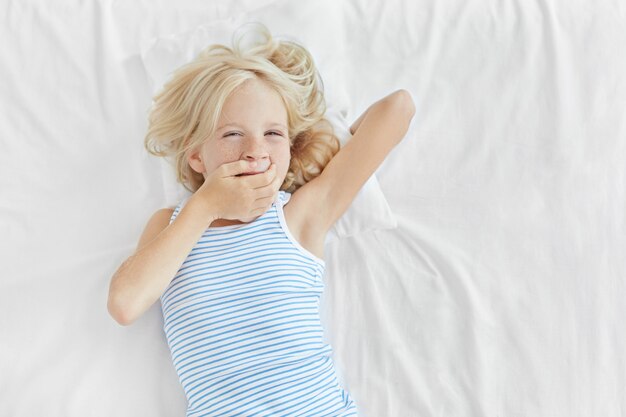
[
  {"left": 161, "top": 190, "right": 358, "bottom": 416},
  {"left": 165, "top": 295, "right": 319, "bottom": 340},
  {"left": 161, "top": 258, "right": 320, "bottom": 309}
]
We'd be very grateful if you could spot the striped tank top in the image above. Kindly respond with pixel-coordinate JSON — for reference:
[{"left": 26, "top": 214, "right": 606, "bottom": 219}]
[{"left": 160, "top": 190, "right": 359, "bottom": 417}]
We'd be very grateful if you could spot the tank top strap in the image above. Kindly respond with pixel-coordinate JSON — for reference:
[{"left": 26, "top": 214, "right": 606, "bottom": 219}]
[
  {"left": 169, "top": 195, "right": 191, "bottom": 225},
  {"left": 276, "top": 189, "right": 291, "bottom": 207}
]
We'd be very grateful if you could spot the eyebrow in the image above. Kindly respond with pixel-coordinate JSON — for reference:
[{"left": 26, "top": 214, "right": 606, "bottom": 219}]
[{"left": 217, "top": 123, "right": 287, "bottom": 130}]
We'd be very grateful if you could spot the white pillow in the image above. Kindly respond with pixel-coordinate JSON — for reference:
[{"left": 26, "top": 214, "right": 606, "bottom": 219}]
[{"left": 139, "top": 17, "right": 397, "bottom": 244}]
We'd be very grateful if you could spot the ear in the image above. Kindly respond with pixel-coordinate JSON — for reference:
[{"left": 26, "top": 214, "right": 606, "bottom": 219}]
[{"left": 187, "top": 146, "right": 206, "bottom": 174}]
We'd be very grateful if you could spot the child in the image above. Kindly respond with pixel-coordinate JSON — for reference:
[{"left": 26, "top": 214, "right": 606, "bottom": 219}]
[{"left": 108, "top": 21, "right": 415, "bottom": 416}]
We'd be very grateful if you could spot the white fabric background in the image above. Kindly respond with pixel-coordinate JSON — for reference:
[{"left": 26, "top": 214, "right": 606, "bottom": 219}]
[{"left": 1, "top": 1, "right": 624, "bottom": 416}]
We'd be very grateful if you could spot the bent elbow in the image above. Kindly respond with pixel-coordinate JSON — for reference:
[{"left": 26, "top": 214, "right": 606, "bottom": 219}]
[
  {"left": 393, "top": 89, "right": 416, "bottom": 117},
  {"left": 107, "top": 294, "right": 135, "bottom": 327}
]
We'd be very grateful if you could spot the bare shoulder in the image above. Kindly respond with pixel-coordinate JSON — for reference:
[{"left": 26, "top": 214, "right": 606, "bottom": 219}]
[
  {"left": 157, "top": 207, "right": 176, "bottom": 218},
  {"left": 282, "top": 181, "right": 329, "bottom": 261},
  {"left": 151, "top": 207, "right": 175, "bottom": 227},
  {"left": 134, "top": 207, "right": 175, "bottom": 254}
]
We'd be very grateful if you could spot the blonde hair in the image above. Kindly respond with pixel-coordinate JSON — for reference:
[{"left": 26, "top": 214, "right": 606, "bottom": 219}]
[{"left": 144, "top": 22, "right": 341, "bottom": 194}]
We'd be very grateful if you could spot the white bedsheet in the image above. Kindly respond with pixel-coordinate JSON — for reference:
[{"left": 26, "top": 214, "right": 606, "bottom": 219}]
[{"left": 1, "top": 0, "right": 624, "bottom": 416}]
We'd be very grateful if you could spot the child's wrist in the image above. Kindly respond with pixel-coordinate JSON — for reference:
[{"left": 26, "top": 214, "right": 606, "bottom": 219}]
[{"left": 185, "top": 195, "right": 219, "bottom": 227}]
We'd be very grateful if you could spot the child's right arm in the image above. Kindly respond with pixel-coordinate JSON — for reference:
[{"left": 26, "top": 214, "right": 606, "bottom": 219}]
[
  {"left": 107, "top": 197, "right": 215, "bottom": 326},
  {"left": 107, "top": 159, "right": 281, "bottom": 326}
]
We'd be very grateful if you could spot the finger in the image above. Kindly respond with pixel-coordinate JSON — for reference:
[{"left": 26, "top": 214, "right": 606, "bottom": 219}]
[
  {"left": 253, "top": 188, "right": 276, "bottom": 203},
  {"left": 247, "top": 164, "right": 276, "bottom": 189},
  {"left": 254, "top": 178, "right": 281, "bottom": 202},
  {"left": 251, "top": 207, "right": 267, "bottom": 217},
  {"left": 251, "top": 201, "right": 272, "bottom": 214},
  {"left": 221, "top": 160, "right": 258, "bottom": 177},
  {"left": 263, "top": 169, "right": 281, "bottom": 197},
  {"left": 252, "top": 196, "right": 275, "bottom": 213},
  {"left": 258, "top": 172, "right": 280, "bottom": 197}
]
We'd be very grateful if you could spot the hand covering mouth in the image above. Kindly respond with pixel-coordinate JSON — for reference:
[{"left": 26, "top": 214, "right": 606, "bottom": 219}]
[{"left": 236, "top": 159, "right": 271, "bottom": 176}]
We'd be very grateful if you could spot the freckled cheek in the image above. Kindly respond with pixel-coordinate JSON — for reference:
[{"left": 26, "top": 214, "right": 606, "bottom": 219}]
[
  {"left": 275, "top": 144, "right": 291, "bottom": 179},
  {"left": 201, "top": 143, "right": 237, "bottom": 173},
  {"left": 212, "top": 143, "right": 239, "bottom": 164}
]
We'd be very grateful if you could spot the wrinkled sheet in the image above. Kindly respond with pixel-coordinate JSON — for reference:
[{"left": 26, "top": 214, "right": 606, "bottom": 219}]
[{"left": 1, "top": 0, "right": 624, "bottom": 416}]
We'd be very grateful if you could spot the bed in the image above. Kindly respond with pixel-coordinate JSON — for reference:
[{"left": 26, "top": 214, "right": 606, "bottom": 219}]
[{"left": 1, "top": 0, "right": 624, "bottom": 416}]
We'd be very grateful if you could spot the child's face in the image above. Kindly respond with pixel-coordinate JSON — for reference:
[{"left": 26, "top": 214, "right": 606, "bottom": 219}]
[{"left": 189, "top": 77, "right": 291, "bottom": 185}]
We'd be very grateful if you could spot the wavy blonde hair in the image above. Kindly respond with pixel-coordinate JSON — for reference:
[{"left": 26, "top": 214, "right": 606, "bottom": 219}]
[{"left": 144, "top": 22, "right": 341, "bottom": 194}]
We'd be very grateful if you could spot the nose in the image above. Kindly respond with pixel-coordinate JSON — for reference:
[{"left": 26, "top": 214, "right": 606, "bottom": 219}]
[{"left": 242, "top": 135, "right": 269, "bottom": 164}]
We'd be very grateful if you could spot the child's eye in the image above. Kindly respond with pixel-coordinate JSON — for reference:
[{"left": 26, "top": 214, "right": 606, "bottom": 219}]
[{"left": 223, "top": 131, "right": 283, "bottom": 138}]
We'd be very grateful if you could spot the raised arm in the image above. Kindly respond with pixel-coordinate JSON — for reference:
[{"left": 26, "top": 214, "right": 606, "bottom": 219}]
[
  {"left": 349, "top": 104, "right": 370, "bottom": 135},
  {"left": 305, "top": 89, "right": 416, "bottom": 233}
]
